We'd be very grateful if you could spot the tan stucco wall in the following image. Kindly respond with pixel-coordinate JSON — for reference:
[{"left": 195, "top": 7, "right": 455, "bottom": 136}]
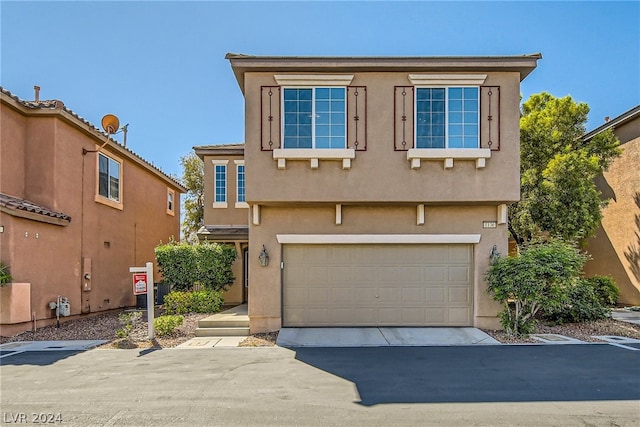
[
  {"left": 244, "top": 71, "right": 522, "bottom": 205},
  {"left": 202, "top": 154, "right": 249, "bottom": 226},
  {"left": 584, "top": 117, "right": 640, "bottom": 305},
  {"left": 0, "top": 101, "right": 182, "bottom": 335},
  {"left": 247, "top": 205, "right": 505, "bottom": 333}
]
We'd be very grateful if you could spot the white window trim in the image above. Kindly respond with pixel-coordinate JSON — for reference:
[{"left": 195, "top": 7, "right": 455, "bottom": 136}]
[
  {"left": 409, "top": 74, "right": 487, "bottom": 85},
  {"left": 166, "top": 188, "right": 175, "bottom": 216},
  {"left": 276, "top": 234, "right": 481, "bottom": 244},
  {"left": 273, "top": 148, "right": 356, "bottom": 170},
  {"left": 95, "top": 151, "right": 123, "bottom": 210},
  {"left": 234, "top": 160, "right": 248, "bottom": 208},
  {"left": 212, "top": 160, "right": 228, "bottom": 208},
  {"left": 407, "top": 148, "right": 491, "bottom": 170},
  {"left": 274, "top": 74, "right": 354, "bottom": 86},
  {"left": 414, "top": 86, "right": 480, "bottom": 150},
  {"left": 281, "top": 86, "right": 348, "bottom": 153}
]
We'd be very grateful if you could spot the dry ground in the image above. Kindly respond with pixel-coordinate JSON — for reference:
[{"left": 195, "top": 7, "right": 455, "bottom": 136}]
[{"left": 2, "top": 309, "right": 639, "bottom": 348}]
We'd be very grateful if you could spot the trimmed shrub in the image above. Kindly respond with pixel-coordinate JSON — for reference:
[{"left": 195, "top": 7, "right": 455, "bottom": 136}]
[
  {"left": 155, "top": 241, "right": 236, "bottom": 292},
  {"left": 196, "top": 243, "right": 236, "bottom": 291},
  {"left": 486, "top": 239, "right": 587, "bottom": 336},
  {"left": 190, "top": 289, "right": 224, "bottom": 313},
  {"left": 155, "top": 241, "right": 198, "bottom": 291},
  {"left": 545, "top": 278, "right": 609, "bottom": 324},
  {"left": 164, "top": 289, "right": 224, "bottom": 315},
  {"left": 154, "top": 315, "right": 184, "bottom": 336},
  {"left": 583, "top": 275, "right": 619, "bottom": 306},
  {"left": 163, "top": 290, "right": 193, "bottom": 315}
]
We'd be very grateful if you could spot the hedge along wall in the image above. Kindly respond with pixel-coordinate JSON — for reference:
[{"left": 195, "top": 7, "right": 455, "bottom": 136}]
[{"left": 155, "top": 242, "right": 237, "bottom": 292}]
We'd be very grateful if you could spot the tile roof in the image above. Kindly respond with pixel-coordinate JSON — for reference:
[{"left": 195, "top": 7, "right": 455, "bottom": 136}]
[
  {"left": 0, "top": 87, "right": 186, "bottom": 192},
  {"left": 0, "top": 193, "right": 71, "bottom": 223}
]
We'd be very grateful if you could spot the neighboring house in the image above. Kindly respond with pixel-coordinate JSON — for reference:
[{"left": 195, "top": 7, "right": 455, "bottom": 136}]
[
  {"left": 0, "top": 87, "right": 186, "bottom": 336},
  {"left": 582, "top": 105, "right": 640, "bottom": 306},
  {"left": 222, "top": 53, "right": 541, "bottom": 333},
  {"left": 194, "top": 143, "right": 248, "bottom": 305}
]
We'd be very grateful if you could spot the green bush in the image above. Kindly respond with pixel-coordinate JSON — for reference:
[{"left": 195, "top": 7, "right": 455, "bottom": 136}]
[
  {"left": 154, "top": 315, "right": 184, "bottom": 336},
  {"left": 164, "top": 290, "right": 224, "bottom": 315},
  {"left": 155, "top": 241, "right": 198, "bottom": 291},
  {"left": 190, "top": 289, "right": 224, "bottom": 313},
  {"left": 486, "top": 239, "right": 587, "bottom": 336},
  {"left": 583, "top": 275, "right": 619, "bottom": 306},
  {"left": 196, "top": 243, "right": 237, "bottom": 291},
  {"left": 163, "top": 291, "right": 193, "bottom": 315},
  {"left": 545, "top": 278, "right": 609, "bottom": 324},
  {"left": 155, "top": 241, "right": 236, "bottom": 292},
  {"left": 0, "top": 261, "right": 13, "bottom": 286}
]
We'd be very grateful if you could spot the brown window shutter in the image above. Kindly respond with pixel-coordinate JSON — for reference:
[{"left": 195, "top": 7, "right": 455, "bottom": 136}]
[
  {"left": 394, "top": 86, "right": 414, "bottom": 151},
  {"left": 261, "top": 86, "right": 281, "bottom": 151},
  {"left": 347, "top": 86, "right": 367, "bottom": 151},
  {"left": 480, "top": 86, "right": 500, "bottom": 151}
]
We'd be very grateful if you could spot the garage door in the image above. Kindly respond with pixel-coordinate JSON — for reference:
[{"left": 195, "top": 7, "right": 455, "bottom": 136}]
[{"left": 282, "top": 244, "right": 473, "bottom": 327}]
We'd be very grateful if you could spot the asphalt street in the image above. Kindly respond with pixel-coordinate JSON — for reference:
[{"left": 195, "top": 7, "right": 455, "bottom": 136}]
[{"left": 1, "top": 344, "right": 639, "bottom": 426}]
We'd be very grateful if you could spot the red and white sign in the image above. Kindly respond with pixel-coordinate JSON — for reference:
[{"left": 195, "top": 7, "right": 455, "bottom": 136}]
[{"left": 133, "top": 273, "right": 148, "bottom": 295}]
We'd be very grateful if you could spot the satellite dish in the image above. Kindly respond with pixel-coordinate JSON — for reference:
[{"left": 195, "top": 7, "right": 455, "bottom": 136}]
[{"left": 101, "top": 114, "right": 120, "bottom": 134}]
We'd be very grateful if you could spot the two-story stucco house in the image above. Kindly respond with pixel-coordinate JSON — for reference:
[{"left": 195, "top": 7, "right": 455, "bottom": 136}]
[
  {"left": 213, "top": 53, "right": 540, "bottom": 333},
  {"left": 0, "top": 87, "right": 186, "bottom": 336}
]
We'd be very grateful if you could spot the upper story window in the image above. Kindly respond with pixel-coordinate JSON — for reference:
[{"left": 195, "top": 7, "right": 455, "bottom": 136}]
[
  {"left": 283, "top": 87, "right": 346, "bottom": 149},
  {"left": 236, "top": 163, "right": 246, "bottom": 203},
  {"left": 98, "top": 152, "right": 121, "bottom": 203},
  {"left": 212, "top": 160, "right": 228, "bottom": 208},
  {"left": 167, "top": 188, "right": 175, "bottom": 216},
  {"left": 416, "top": 87, "right": 479, "bottom": 149}
]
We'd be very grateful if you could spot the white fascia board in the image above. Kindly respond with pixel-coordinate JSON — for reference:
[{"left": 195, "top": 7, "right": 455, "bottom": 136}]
[
  {"left": 276, "top": 234, "right": 482, "bottom": 244},
  {"left": 274, "top": 75, "right": 354, "bottom": 86},
  {"left": 408, "top": 74, "right": 487, "bottom": 85}
]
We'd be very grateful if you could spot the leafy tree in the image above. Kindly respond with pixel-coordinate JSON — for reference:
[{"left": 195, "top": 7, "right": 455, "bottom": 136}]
[
  {"left": 486, "top": 239, "right": 587, "bottom": 336},
  {"left": 510, "top": 93, "right": 621, "bottom": 245},
  {"left": 180, "top": 152, "right": 204, "bottom": 244}
]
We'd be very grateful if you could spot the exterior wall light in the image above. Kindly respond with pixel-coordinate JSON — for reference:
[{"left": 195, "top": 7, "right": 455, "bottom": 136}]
[
  {"left": 489, "top": 245, "right": 501, "bottom": 264},
  {"left": 258, "top": 245, "right": 270, "bottom": 267}
]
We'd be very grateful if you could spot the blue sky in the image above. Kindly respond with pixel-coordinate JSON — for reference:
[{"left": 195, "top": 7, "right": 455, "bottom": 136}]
[{"left": 2, "top": 1, "right": 638, "bottom": 178}]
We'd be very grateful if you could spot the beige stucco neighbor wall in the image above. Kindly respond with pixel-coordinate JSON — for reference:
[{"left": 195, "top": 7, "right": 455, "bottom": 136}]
[
  {"left": 0, "top": 93, "right": 183, "bottom": 336},
  {"left": 248, "top": 205, "right": 505, "bottom": 333},
  {"left": 584, "top": 116, "right": 640, "bottom": 305}
]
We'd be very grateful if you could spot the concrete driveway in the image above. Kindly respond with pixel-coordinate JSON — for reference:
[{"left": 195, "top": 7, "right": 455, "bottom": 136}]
[{"left": 277, "top": 327, "right": 499, "bottom": 347}]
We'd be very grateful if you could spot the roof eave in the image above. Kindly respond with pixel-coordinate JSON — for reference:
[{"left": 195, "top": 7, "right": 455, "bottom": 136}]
[{"left": 226, "top": 53, "right": 542, "bottom": 93}]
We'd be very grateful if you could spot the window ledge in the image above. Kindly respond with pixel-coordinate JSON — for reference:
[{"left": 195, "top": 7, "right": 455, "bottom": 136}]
[
  {"left": 407, "top": 148, "right": 491, "bottom": 169},
  {"left": 235, "top": 202, "right": 249, "bottom": 209},
  {"left": 95, "top": 195, "right": 123, "bottom": 210},
  {"left": 273, "top": 148, "right": 356, "bottom": 170},
  {"left": 212, "top": 202, "right": 228, "bottom": 209}
]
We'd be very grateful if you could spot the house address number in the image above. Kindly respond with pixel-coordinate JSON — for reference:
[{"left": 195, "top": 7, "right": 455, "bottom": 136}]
[{"left": 483, "top": 221, "right": 497, "bottom": 229}]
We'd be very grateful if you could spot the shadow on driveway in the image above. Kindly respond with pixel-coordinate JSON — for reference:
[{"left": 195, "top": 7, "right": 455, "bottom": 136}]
[
  {"left": 0, "top": 350, "right": 83, "bottom": 366},
  {"left": 293, "top": 344, "right": 640, "bottom": 406}
]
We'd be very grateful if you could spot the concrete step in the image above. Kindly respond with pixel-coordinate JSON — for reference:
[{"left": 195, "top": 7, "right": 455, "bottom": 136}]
[
  {"left": 195, "top": 327, "right": 250, "bottom": 337},
  {"left": 198, "top": 319, "right": 249, "bottom": 328}
]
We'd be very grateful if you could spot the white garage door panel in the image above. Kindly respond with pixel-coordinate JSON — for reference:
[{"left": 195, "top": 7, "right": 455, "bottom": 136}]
[{"left": 283, "top": 244, "right": 474, "bottom": 327}]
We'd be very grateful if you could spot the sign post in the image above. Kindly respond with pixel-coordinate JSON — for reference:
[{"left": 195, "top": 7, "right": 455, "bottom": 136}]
[{"left": 129, "top": 262, "right": 155, "bottom": 339}]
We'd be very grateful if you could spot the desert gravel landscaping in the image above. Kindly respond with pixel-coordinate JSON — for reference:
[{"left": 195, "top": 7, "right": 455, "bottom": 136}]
[{"left": 1, "top": 308, "right": 639, "bottom": 348}]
